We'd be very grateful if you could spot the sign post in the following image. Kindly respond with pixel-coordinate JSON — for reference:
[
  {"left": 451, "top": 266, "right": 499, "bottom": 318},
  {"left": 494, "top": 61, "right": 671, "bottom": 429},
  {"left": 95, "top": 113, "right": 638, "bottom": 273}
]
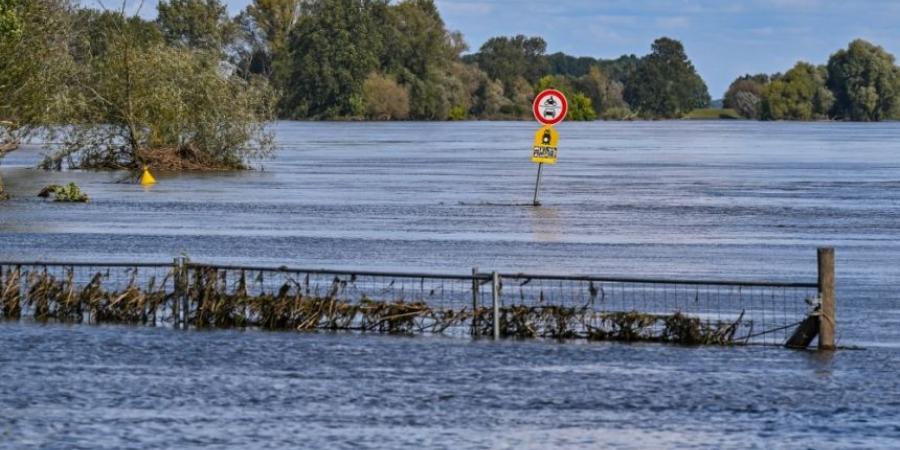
[{"left": 531, "top": 89, "right": 567, "bottom": 206}]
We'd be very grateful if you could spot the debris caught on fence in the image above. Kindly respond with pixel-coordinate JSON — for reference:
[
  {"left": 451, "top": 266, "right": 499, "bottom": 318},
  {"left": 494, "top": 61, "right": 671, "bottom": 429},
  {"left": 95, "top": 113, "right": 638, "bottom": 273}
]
[{"left": 0, "top": 254, "right": 830, "bottom": 349}]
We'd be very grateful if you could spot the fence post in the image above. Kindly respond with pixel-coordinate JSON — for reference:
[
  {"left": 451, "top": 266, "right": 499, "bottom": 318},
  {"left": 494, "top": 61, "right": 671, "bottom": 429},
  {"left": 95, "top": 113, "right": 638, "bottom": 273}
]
[
  {"left": 492, "top": 271, "right": 500, "bottom": 340},
  {"left": 817, "top": 247, "right": 836, "bottom": 350},
  {"left": 172, "top": 258, "right": 182, "bottom": 328},
  {"left": 471, "top": 267, "right": 479, "bottom": 336},
  {"left": 180, "top": 257, "right": 190, "bottom": 329}
]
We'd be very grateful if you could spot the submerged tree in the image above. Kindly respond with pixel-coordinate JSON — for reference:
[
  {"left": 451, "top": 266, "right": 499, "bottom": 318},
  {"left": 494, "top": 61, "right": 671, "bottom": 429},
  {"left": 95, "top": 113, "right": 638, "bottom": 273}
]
[
  {"left": 37, "top": 9, "right": 275, "bottom": 170},
  {"left": 0, "top": 0, "right": 76, "bottom": 198},
  {"left": 827, "top": 39, "right": 900, "bottom": 121}
]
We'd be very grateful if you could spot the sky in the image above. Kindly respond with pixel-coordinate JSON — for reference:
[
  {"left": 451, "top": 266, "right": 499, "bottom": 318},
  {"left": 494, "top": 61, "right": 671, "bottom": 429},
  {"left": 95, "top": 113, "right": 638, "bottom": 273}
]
[{"left": 91, "top": 0, "right": 900, "bottom": 98}]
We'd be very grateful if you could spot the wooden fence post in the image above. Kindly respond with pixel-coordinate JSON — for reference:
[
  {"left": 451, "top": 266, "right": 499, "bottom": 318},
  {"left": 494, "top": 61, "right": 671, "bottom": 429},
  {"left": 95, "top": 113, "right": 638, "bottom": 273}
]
[
  {"left": 818, "top": 247, "right": 836, "bottom": 350},
  {"left": 492, "top": 271, "right": 500, "bottom": 340}
]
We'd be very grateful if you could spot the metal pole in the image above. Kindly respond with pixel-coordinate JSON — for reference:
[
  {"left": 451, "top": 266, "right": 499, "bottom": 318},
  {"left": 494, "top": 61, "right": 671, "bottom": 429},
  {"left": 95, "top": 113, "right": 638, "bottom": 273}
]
[
  {"left": 471, "top": 267, "right": 479, "bottom": 336},
  {"left": 532, "top": 163, "right": 544, "bottom": 206},
  {"left": 180, "top": 257, "right": 190, "bottom": 329},
  {"left": 492, "top": 271, "right": 500, "bottom": 340},
  {"left": 172, "top": 258, "right": 181, "bottom": 328},
  {"left": 817, "top": 247, "right": 836, "bottom": 350}
]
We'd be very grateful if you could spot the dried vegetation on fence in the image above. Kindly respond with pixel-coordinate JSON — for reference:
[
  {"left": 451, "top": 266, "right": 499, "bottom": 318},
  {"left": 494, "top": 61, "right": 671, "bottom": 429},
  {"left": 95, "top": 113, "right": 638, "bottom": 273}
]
[{"left": 0, "top": 266, "right": 745, "bottom": 346}]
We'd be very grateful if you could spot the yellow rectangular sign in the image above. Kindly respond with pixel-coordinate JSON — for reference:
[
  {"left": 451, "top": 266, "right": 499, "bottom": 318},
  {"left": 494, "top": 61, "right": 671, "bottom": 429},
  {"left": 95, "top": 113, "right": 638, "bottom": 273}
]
[
  {"left": 532, "top": 126, "right": 559, "bottom": 164},
  {"left": 532, "top": 146, "right": 558, "bottom": 164}
]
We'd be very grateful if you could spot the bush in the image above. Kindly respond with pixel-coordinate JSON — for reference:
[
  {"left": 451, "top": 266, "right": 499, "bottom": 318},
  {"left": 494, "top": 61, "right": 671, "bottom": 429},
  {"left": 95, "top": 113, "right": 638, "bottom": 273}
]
[
  {"left": 361, "top": 73, "right": 410, "bottom": 120},
  {"left": 38, "top": 183, "right": 89, "bottom": 202},
  {"left": 40, "top": 38, "right": 275, "bottom": 170},
  {"left": 448, "top": 105, "right": 467, "bottom": 121},
  {"left": 600, "top": 106, "right": 635, "bottom": 120}
]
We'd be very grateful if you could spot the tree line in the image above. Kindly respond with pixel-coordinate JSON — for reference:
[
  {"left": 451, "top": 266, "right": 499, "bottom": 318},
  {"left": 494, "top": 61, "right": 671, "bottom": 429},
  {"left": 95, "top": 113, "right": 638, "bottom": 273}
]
[
  {"left": 2, "top": 0, "right": 900, "bottom": 189},
  {"left": 1, "top": 0, "right": 715, "bottom": 127},
  {"left": 724, "top": 40, "right": 900, "bottom": 121},
  {"left": 248, "top": 0, "right": 711, "bottom": 121}
]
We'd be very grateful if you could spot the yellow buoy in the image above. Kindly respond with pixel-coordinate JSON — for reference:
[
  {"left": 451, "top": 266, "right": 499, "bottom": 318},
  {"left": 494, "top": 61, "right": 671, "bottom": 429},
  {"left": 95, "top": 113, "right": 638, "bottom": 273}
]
[{"left": 140, "top": 167, "right": 157, "bottom": 186}]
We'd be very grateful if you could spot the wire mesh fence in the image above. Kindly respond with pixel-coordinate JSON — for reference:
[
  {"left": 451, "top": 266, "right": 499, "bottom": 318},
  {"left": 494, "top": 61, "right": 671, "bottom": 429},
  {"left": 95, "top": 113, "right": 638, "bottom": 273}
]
[
  {"left": 183, "top": 263, "right": 492, "bottom": 335},
  {"left": 488, "top": 273, "right": 818, "bottom": 346},
  {"left": 0, "top": 261, "right": 176, "bottom": 324},
  {"left": 0, "top": 259, "right": 821, "bottom": 347}
]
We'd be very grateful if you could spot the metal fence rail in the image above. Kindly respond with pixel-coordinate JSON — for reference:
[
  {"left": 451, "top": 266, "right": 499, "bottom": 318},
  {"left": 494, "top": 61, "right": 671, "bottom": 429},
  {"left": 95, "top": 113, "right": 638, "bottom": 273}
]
[{"left": 0, "top": 255, "right": 827, "bottom": 347}]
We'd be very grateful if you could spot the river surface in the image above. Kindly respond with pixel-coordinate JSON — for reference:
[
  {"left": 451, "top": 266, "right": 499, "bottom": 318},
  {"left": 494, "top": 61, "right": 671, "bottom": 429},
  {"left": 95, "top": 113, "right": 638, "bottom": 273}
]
[{"left": 1, "top": 121, "right": 899, "bottom": 448}]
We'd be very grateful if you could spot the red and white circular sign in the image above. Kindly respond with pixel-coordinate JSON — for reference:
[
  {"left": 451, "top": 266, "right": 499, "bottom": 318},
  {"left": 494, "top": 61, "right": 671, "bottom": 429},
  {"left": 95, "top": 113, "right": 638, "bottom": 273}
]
[{"left": 532, "top": 89, "right": 568, "bottom": 126}]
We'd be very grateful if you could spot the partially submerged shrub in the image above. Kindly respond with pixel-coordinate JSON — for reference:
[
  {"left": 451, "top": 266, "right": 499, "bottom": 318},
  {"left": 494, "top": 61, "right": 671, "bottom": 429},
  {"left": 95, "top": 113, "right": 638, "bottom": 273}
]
[
  {"left": 36, "top": 14, "right": 275, "bottom": 171},
  {"left": 37, "top": 182, "right": 89, "bottom": 202}
]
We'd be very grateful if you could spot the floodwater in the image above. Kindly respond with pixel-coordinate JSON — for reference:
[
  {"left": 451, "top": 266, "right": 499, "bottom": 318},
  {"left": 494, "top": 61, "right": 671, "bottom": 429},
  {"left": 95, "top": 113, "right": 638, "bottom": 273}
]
[{"left": 1, "top": 121, "right": 899, "bottom": 448}]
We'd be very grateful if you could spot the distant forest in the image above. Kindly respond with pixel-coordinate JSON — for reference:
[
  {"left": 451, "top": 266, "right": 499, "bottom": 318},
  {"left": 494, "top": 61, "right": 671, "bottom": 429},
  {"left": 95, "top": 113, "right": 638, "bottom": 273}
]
[{"left": 3, "top": 0, "right": 900, "bottom": 123}]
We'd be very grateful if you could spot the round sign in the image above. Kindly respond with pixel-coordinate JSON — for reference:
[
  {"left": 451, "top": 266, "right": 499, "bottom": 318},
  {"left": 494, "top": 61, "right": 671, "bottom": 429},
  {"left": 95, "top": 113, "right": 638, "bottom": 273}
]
[{"left": 532, "top": 89, "right": 568, "bottom": 126}]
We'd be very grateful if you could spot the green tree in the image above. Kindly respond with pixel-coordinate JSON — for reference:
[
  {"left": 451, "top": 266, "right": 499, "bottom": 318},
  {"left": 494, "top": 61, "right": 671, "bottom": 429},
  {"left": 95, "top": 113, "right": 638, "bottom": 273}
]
[
  {"left": 723, "top": 75, "right": 767, "bottom": 119},
  {"left": 827, "top": 39, "right": 900, "bottom": 121},
  {"left": 277, "top": 0, "right": 389, "bottom": 118},
  {"left": 384, "top": 0, "right": 463, "bottom": 119},
  {"left": 157, "top": 0, "right": 236, "bottom": 51},
  {"left": 624, "top": 37, "right": 710, "bottom": 118},
  {"left": 534, "top": 75, "right": 596, "bottom": 121},
  {"left": 245, "top": 0, "right": 302, "bottom": 55},
  {"left": 235, "top": 0, "right": 303, "bottom": 77},
  {"left": 0, "top": 0, "right": 75, "bottom": 199},
  {"left": 470, "top": 35, "right": 546, "bottom": 98},
  {"left": 761, "top": 62, "right": 833, "bottom": 120},
  {"left": 0, "top": 0, "right": 73, "bottom": 140},
  {"left": 572, "top": 66, "right": 627, "bottom": 116},
  {"left": 567, "top": 93, "right": 597, "bottom": 121},
  {"left": 36, "top": 9, "right": 275, "bottom": 170}
]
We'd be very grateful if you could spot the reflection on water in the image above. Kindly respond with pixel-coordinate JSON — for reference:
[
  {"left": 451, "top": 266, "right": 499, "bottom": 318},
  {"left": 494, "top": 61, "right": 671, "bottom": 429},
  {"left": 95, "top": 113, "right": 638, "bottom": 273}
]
[{"left": 529, "top": 205, "right": 563, "bottom": 242}]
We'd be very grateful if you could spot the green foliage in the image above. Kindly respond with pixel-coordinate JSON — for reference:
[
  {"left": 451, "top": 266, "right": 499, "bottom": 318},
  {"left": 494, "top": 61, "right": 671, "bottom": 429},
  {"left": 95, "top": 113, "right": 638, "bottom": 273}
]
[
  {"left": 572, "top": 66, "right": 627, "bottom": 116},
  {"left": 761, "top": 62, "right": 833, "bottom": 120},
  {"left": 245, "top": 0, "right": 301, "bottom": 55},
  {"left": 384, "top": 0, "right": 463, "bottom": 120},
  {"left": 37, "top": 182, "right": 89, "bottom": 202},
  {"left": 0, "top": 0, "right": 74, "bottom": 135},
  {"left": 277, "top": 0, "right": 387, "bottom": 118},
  {"left": 545, "top": 52, "right": 639, "bottom": 86},
  {"left": 448, "top": 105, "right": 466, "bottom": 121},
  {"left": 625, "top": 37, "right": 710, "bottom": 119},
  {"left": 470, "top": 34, "right": 546, "bottom": 97},
  {"left": 567, "top": 93, "right": 597, "bottom": 121},
  {"left": 36, "top": 12, "right": 275, "bottom": 170},
  {"left": 600, "top": 106, "right": 635, "bottom": 121},
  {"left": 827, "top": 39, "right": 900, "bottom": 121},
  {"left": 533, "top": 75, "right": 596, "bottom": 121},
  {"left": 157, "top": 0, "right": 236, "bottom": 51},
  {"left": 0, "top": 0, "right": 22, "bottom": 39},
  {"left": 362, "top": 73, "right": 410, "bottom": 120},
  {"left": 683, "top": 108, "right": 741, "bottom": 120},
  {"left": 723, "top": 76, "right": 766, "bottom": 119}
]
